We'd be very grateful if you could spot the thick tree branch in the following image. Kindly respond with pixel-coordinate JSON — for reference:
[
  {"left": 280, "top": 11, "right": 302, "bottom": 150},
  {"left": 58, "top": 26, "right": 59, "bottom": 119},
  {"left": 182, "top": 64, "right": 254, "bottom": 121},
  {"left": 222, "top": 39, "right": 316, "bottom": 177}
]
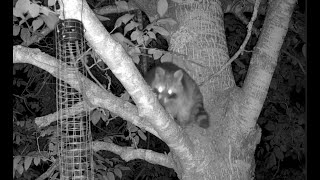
[
  {"left": 242, "top": 0, "right": 297, "bottom": 130},
  {"left": 13, "top": 45, "right": 160, "bottom": 139},
  {"left": 35, "top": 101, "right": 93, "bottom": 128},
  {"left": 93, "top": 141, "right": 175, "bottom": 169}
]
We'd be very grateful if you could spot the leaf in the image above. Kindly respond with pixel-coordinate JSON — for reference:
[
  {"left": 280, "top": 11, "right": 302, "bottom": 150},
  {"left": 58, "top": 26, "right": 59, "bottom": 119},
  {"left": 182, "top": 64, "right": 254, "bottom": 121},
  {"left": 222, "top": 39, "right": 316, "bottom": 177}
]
[
  {"left": 114, "top": 14, "right": 134, "bottom": 29},
  {"left": 105, "top": 159, "right": 114, "bottom": 167},
  {"left": 107, "top": 172, "right": 115, "bottom": 180},
  {"left": 132, "top": 56, "right": 140, "bottom": 64},
  {"left": 267, "top": 153, "right": 276, "bottom": 169},
  {"left": 280, "top": 145, "right": 287, "bottom": 152},
  {"left": 32, "top": 18, "right": 44, "bottom": 31},
  {"left": 114, "top": 168, "right": 122, "bottom": 178},
  {"left": 33, "top": 157, "right": 41, "bottom": 166},
  {"left": 115, "top": 1, "right": 129, "bottom": 11},
  {"left": 138, "top": 130, "right": 147, "bottom": 141},
  {"left": 40, "top": 6, "right": 51, "bottom": 16},
  {"left": 103, "top": 136, "right": 113, "bottom": 143},
  {"left": 40, "top": 13, "right": 59, "bottom": 30},
  {"left": 152, "top": 26, "right": 169, "bottom": 36},
  {"left": 234, "top": 59, "right": 245, "bottom": 68},
  {"left": 147, "top": 31, "right": 156, "bottom": 39},
  {"left": 149, "top": 49, "right": 163, "bottom": 60},
  {"left": 20, "top": 28, "right": 30, "bottom": 43},
  {"left": 96, "top": 14, "right": 110, "bottom": 21},
  {"left": 101, "top": 109, "right": 109, "bottom": 122},
  {"left": 91, "top": 111, "right": 101, "bottom": 125},
  {"left": 265, "top": 135, "right": 274, "bottom": 141},
  {"left": 160, "top": 52, "right": 172, "bottom": 62},
  {"left": 124, "top": 21, "right": 140, "bottom": 36},
  {"left": 16, "top": 134, "right": 21, "bottom": 144},
  {"left": 157, "top": 0, "right": 168, "bottom": 17},
  {"left": 98, "top": 173, "right": 105, "bottom": 180},
  {"left": 120, "top": 91, "right": 130, "bottom": 101},
  {"left": 94, "top": 152, "right": 105, "bottom": 161},
  {"left": 118, "top": 166, "right": 131, "bottom": 171},
  {"left": 238, "top": 69, "right": 246, "bottom": 75},
  {"left": 143, "top": 35, "right": 150, "bottom": 43},
  {"left": 265, "top": 122, "right": 275, "bottom": 131},
  {"left": 127, "top": 122, "right": 138, "bottom": 132},
  {"left": 29, "top": 3, "right": 40, "bottom": 18},
  {"left": 112, "top": 32, "right": 134, "bottom": 46},
  {"left": 95, "top": 164, "right": 107, "bottom": 170},
  {"left": 302, "top": 43, "right": 306, "bottom": 58},
  {"left": 130, "top": 30, "right": 143, "bottom": 44},
  {"left": 265, "top": 143, "right": 270, "bottom": 152},
  {"left": 13, "top": 156, "right": 22, "bottom": 170},
  {"left": 17, "top": 162, "right": 24, "bottom": 175},
  {"left": 48, "top": 0, "right": 56, "bottom": 6},
  {"left": 157, "top": 18, "right": 177, "bottom": 26},
  {"left": 13, "top": 7, "right": 24, "bottom": 19},
  {"left": 40, "top": 126, "right": 56, "bottom": 137},
  {"left": 130, "top": 29, "right": 143, "bottom": 41},
  {"left": 13, "top": 25, "right": 21, "bottom": 36},
  {"left": 15, "top": 0, "right": 30, "bottom": 15},
  {"left": 24, "top": 156, "right": 33, "bottom": 171},
  {"left": 133, "top": 135, "right": 140, "bottom": 146},
  {"left": 127, "top": 46, "right": 141, "bottom": 56},
  {"left": 270, "top": 79, "right": 277, "bottom": 90},
  {"left": 298, "top": 115, "right": 304, "bottom": 125},
  {"left": 110, "top": 111, "right": 118, "bottom": 118},
  {"left": 274, "top": 146, "right": 284, "bottom": 160},
  {"left": 286, "top": 108, "right": 292, "bottom": 116},
  {"left": 13, "top": 16, "right": 19, "bottom": 22},
  {"left": 288, "top": 74, "right": 296, "bottom": 86}
]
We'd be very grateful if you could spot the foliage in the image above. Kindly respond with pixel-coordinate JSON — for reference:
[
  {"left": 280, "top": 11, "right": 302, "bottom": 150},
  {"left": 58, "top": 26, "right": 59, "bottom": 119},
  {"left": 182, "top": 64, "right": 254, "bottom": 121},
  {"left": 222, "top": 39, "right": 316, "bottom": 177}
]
[
  {"left": 13, "top": 63, "right": 58, "bottom": 179},
  {"left": 108, "top": 11, "right": 175, "bottom": 64},
  {"left": 13, "top": 0, "right": 59, "bottom": 45}
]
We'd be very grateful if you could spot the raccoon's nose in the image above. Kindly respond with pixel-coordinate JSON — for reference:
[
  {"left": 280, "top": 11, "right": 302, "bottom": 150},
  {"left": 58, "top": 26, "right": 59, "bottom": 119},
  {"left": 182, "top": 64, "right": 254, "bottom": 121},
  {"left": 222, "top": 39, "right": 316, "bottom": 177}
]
[
  {"left": 158, "top": 95, "right": 168, "bottom": 104},
  {"left": 163, "top": 97, "right": 169, "bottom": 104},
  {"left": 158, "top": 94, "right": 163, "bottom": 100}
]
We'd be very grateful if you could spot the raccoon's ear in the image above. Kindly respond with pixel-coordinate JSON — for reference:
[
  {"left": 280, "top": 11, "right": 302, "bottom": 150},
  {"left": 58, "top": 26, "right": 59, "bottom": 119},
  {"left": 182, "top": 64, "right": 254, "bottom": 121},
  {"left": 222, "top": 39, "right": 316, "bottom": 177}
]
[
  {"left": 155, "top": 67, "right": 166, "bottom": 76},
  {"left": 173, "top": 70, "right": 183, "bottom": 82}
]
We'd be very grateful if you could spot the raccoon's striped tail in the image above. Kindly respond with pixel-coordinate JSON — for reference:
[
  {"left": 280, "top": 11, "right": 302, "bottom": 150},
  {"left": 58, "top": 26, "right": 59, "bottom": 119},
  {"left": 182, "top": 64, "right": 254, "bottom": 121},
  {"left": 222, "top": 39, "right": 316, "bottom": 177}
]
[{"left": 193, "top": 103, "right": 210, "bottom": 128}]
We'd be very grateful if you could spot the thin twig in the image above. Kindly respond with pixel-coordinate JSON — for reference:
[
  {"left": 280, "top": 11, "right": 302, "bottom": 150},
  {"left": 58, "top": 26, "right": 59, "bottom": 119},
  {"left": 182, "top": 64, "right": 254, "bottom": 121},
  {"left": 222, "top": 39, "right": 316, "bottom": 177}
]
[{"left": 199, "top": 0, "right": 261, "bottom": 86}]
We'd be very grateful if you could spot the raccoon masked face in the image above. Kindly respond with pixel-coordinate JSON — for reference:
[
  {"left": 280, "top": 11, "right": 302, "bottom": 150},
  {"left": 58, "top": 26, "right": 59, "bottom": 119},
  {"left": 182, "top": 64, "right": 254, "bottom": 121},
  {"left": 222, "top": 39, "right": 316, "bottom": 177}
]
[{"left": 152, "top": 67, "right": 184, "bottom": 105}]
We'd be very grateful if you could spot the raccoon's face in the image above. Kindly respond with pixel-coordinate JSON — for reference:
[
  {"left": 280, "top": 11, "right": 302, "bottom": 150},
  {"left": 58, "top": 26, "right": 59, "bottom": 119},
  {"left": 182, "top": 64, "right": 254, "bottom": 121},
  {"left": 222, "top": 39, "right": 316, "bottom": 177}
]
[{"left": 151, "top": 67, "right": 184, "bottom": 106}]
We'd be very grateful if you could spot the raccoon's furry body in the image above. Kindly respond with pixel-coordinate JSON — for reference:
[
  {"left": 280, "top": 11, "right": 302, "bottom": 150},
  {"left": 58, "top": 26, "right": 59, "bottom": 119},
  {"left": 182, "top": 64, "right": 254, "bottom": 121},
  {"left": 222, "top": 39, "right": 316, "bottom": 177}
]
[{"left": 145, "top": 62, "right": 210, "bottom": 128}]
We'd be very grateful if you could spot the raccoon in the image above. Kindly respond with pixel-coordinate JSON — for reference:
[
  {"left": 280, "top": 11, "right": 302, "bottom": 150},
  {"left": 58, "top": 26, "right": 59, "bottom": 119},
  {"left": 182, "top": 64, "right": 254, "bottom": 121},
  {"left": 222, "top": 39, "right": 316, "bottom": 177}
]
[{"left": 145, "top": 62, "right": 210, "bottom": 128}]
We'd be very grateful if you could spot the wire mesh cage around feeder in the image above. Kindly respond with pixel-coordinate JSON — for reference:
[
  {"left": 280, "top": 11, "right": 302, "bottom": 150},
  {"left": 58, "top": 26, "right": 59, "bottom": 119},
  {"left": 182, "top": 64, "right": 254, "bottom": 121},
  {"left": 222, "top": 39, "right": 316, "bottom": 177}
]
[{"left": 55, "top": 19, "right": 94, "bottom": 180}]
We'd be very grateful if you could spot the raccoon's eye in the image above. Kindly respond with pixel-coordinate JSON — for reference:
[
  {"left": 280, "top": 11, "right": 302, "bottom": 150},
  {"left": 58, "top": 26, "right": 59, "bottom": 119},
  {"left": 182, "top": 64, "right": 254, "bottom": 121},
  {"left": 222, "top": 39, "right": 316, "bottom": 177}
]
[
  {"left": 158, "top": 86, "right": 164, "bottom": 93},
  {"left": 169, "top": 94, "right": 177, "bottom": 99},
  {"left": 152, "top": 88, "right": 159, "bottom": 94},
  {"left": 168, "top": 90, "right": 177, "bottom": 98}
]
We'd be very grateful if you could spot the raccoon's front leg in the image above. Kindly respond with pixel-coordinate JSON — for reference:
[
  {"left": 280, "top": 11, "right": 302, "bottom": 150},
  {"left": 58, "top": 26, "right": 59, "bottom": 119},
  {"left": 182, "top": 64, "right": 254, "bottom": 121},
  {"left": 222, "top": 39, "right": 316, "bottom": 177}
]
[{"left": 176, "top": 109, "right": 192, "bottom": 127}]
